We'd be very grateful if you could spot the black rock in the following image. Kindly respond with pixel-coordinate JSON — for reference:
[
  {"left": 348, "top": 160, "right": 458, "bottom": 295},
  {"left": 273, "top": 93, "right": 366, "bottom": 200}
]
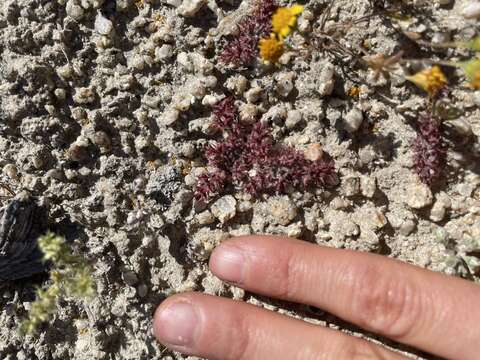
[{"left": 0, "top": 194, "right": 49, "bottom": 281}]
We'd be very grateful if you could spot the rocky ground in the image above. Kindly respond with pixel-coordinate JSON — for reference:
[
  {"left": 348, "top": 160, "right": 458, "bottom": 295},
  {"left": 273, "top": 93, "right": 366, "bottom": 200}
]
[{"left": 0, "top": 0, "right": 479, "bottom": 358}]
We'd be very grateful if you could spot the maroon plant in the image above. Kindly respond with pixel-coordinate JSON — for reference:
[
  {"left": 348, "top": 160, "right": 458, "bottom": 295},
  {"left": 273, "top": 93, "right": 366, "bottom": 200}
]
[
  {"left": 220, "top": 0, "right": 277, "bottom": 67},
  {"left": 412, "top": 115, "right": 446, "bottom": 185},
  {"left": 194, "top": 97, "right": 337, "bottom": 202}
]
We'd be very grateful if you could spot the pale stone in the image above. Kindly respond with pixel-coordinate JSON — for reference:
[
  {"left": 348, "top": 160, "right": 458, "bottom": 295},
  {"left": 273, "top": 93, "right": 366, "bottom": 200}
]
[
  {"left": 304, "top": 143, "right": 323, "bottom": 161},
  {"left": 266, "top": 196, "right": 298, "bottom": 226},
  {"left": 406, "top": 183, "right": 433, "bottom": 209},
  {"left": 211, "top": 195, "right": 237, "bottom": 223},
  {"left": 95, "top": 12, "right": 114, "bottom": 36},
  {"left": 344, "top": 108, "right": 363, "bottom": 133},
  {"left": 360, "top": 175, "right": 377, "bottom": 198},
  {"left": 178, "top": 0, "right": 207, "bottom": 17}
]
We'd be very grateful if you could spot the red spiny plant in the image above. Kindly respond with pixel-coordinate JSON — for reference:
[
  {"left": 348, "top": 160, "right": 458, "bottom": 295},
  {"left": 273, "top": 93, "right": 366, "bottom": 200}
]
[
  {"left": 220, "top": 0, "right": 277, "bottom": 66},
  {"left": 194, "top": 97, "right": 337, "bottom": 202},
  {"left": 412, "top": 115, "right": 446, "bottom": 185}
]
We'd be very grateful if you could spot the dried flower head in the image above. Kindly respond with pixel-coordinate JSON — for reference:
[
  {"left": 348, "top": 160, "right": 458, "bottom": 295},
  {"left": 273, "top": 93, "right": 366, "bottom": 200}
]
[
  {"left": 271, "top": 4, "right": 304, "bottom": 39},
  {"left": 406, "top": 66, "right": 447, "bottom": 97},
  {"left": 459, "top": 59, "right": 480, "bottom": 89},
  {"left": 259, "top": 34, "right": 285, "bottom": 64},
  {"left": 363, "top": 51, "right": 404, "bottom": 80}
]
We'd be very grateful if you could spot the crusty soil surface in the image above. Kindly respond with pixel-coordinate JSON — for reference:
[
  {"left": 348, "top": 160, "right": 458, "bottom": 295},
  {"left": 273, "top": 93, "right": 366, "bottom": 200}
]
[{"left": 0, "top": 0, "right": 479, "bottom": 358}]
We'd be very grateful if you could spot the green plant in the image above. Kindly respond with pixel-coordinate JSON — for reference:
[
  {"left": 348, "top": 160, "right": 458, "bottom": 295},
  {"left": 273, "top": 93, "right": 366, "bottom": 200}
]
[{"left": 20, "top": 233, "right": 95, "bottom": 335}]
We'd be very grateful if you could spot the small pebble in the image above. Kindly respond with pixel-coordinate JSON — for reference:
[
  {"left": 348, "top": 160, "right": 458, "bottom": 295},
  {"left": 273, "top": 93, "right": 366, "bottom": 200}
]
[
  {"left": 462, "top": 2, "right": 480, "bottom": 19},
  {"left": 245, "top": 87, "right": 262, "bottom": 103},
  {"left": 399, "top": 219, "right": 416, "bottom": 236},
  {"left": 3, "top": 163, "right": 18, "bottom": 180},
  {"left": 225, "top": 75, "right": 248, "bottom": 96},
  {"left": 239, "top": 103, "right": 258, "bottom": 124},
  {"left": 211, "top": 195, "right": 237, "bottom": 223},
  {"left": 266, "top": 196, "right": 298, "bottom": 226},
  {"left": 430, "top": 200, "right": 447, "bottom": 222},
  {"left": 95, "top": 12, "right": 114, "bottom": 36},
  {"left": 344, "top": 108, "right": 363, "bottom": 133},
  {"left": 406, "top": 183, "right": 433, "bottom": 209},
  {"left": 360, "top": 175, "right": 376, "bottom": 198},
  {"left": 178, "top": 0, "right": 207, "bottom": 17},
  {"left": 156, "top": 44, "right": 173, "bottom": 61},
  {"left": 285, "top": 110, "right": 302, "bottom": 129},
  {"left": 304, "top": 143, "right": 323, "bottom": 161},
  {"left": 66, "top": 0, "right": 84, "bottom": 20},
  {"left": 196, "top": 210, "right": 215, "bottom": 225},
  {"left": 342, "top": 176, "right": 360, "bottom": 197},
  {"left": 275, "top": 72, "right": 296, "bottom": 98}
]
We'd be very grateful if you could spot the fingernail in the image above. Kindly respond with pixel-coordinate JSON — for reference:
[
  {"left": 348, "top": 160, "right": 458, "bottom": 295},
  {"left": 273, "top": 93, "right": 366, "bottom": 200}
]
[
  {"left": 155, "top": 301, "right": 199, "bottom": 347},
  {"left": 210, "top": 245, "right": 246, "bottom": 284}
]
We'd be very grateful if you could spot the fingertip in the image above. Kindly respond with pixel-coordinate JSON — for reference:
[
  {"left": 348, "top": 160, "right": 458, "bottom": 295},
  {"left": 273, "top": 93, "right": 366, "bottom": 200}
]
[{"left": 153, "top": 293, "right": 201, "bottom": 350}]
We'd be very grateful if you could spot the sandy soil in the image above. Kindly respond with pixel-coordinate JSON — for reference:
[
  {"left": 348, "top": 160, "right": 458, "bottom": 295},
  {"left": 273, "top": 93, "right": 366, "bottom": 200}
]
[{"left": 0, "top": 0, "right": 479, "bottom": 358}]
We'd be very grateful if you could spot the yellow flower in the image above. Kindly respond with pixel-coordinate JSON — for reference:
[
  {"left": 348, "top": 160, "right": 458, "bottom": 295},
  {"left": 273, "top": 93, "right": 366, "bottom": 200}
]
[
  {"left": 406, "top": 66, "right": 447, "bottom": 96},
  {"left": 347, "top": 86, "right": 361, "bottom": 97},
  {"left": 459, "top": 59, "right": 480, "bottom": 89},
  {"left": 272, "top": 4, "right": 304, "bottom": 39},
  {"left": 259, "top": 34, "right": 284, "bottom": 64}
]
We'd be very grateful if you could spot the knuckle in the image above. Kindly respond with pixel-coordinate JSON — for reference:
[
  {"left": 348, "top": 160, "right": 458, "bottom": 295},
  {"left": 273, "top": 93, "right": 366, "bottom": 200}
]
[
  {"left": 265, "top": 248, "right": 300, "bottom": 299},
  {"left": 224, "top": 311, "right": 258, "bottom": 360},
  {"left": 350, "top": 264, "right": 423, "bottom": 339}
]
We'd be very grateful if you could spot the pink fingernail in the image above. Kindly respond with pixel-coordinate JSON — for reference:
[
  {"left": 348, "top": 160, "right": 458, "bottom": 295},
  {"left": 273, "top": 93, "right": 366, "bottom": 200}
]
[
  {"left": 210, "top": 245, "right": 246, "bottom": 284},
  {"left": 154, "top": 301, "right": 199, "bottom": 347}
]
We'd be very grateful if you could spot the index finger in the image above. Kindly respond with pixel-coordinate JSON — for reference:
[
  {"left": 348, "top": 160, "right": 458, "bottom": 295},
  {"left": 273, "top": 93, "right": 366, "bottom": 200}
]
[{"left": 209, "top": 236, "right": 480, "bottom": 360}]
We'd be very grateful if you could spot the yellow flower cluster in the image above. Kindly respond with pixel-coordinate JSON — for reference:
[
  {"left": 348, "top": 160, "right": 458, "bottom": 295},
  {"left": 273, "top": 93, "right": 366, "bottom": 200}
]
[
  {"left": 406, "top": 66, "right": 447, "bottom": 97},
  {"left": 259, "top": 4, "right": 304, "bottom": 64},
  {"left": 259, "top": 35, "right": 285, "bottom": 64},
  {"left": 272, "top": 4, "right": 304, "bottom": 39}
]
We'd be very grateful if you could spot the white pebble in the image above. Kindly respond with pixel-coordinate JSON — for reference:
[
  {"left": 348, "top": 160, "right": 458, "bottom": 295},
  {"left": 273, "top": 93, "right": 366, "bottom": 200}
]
[
  {"left": 178, "top": 0, "right": 207, "bottom": 17},
  {"left": 462, "top": 2, "right": 480, "bottom": 19},
  {"left": 360, "top": 175, "right": 376, "bottom": 198},
  {"left": 66, "top": 0, "right": 84, "bottom": 20},
  {"left": 95, "top": 12, "right": 114, "bottom": 36},
  {"left": 317, "top": 63, "right": 335, "bottom": 97},
  {"left": 239, "top": 103, "right": 258, "bottom": 124},
  {"left": 344, "top": 108, "right": 363, "bottom": 133},
  {"left": 3, "top": 163, "right": 18, "bottom": 180},
  {"left": 266, "top": 196, "right": 298, "bottom": 226},
  {"left": 211, "top": 195, "right": 237, "bottom": 223},
  {"left": 245, "top": 87, "right": 262, "bottom": 103},
  {"left": 399, "top": 219, "right": 416, "bottom": 236},
  {"left": 275, "top": 72, "right": 296, "bottom": 98},
  {"left": 202, "top": 94, "right": 221, "bottom": 106},
  {"left": 285, "top": 110, "right": 302, "bottom": 129},
  {"left": 225, "top": 75, "right": 248, "bottom": 96},
  {"left": 177, "top": 52, "right": 193, "bottom": 72},
  {"left": 304, "top": 143, "right": 323, "bottom": 161},
  {"left": 430, "top": 200, "right": 446, "bottom": 222},
  {"left": 156, "top": 44, "right": 173, "bottom": 61},
  {"left": 159, "top": 108, "right": 180, "bottom": 126},
  {"left": 406, "top": 183, "right": 433, "bottom": 209}
]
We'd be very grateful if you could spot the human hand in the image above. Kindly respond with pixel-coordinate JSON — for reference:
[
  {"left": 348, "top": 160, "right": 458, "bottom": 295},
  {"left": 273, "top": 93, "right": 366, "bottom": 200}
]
[{"left": 153, "top": 236, "right": 480, "bottom": 359}]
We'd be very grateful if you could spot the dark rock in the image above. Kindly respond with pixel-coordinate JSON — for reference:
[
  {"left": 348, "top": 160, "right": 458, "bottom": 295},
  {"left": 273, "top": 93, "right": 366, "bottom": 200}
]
[{"left": 0, "top": 194, "right": 49, "bottom": 281}]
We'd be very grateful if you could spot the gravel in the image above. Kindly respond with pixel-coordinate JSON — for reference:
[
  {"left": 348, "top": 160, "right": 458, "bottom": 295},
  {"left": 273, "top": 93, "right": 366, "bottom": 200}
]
[{"left": 0, "top": 0, "right": 479, "bottom": 359}]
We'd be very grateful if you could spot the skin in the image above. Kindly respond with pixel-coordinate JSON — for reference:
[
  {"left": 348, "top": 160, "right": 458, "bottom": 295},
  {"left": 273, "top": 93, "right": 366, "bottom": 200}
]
[{"left": 153, "top": 235, "right": 480, "bottom": 359}]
